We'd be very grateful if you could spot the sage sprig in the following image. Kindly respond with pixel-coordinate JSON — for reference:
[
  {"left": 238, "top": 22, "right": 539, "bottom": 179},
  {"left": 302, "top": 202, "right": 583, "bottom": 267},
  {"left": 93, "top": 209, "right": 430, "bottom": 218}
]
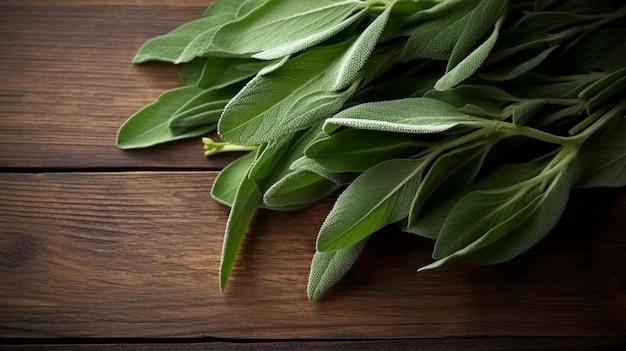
[{"left": 117, "top": 0, "right": 626, "bottom": 300}]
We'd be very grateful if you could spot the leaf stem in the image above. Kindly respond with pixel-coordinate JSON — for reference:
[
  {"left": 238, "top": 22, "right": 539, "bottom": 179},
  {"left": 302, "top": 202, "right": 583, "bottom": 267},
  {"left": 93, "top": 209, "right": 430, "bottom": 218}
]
[
  {"left": 202, "top": 137, "right": 258, "bottom": 157},
  {"left": 569, "top": 100, "right": 626, "bottom": 139}
]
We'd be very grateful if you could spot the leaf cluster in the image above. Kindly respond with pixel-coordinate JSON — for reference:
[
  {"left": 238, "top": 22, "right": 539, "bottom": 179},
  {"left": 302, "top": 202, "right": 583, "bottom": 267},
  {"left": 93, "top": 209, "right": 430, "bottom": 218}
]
[{"left": 117, "top": 0, "right": 626, "bottom": 300}]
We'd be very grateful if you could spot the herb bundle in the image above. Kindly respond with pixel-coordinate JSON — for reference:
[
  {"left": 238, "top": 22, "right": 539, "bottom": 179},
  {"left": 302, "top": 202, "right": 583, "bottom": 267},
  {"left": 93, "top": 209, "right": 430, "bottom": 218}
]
[{"left": 117, "top": 0, "right": 626, "bottom": 300}]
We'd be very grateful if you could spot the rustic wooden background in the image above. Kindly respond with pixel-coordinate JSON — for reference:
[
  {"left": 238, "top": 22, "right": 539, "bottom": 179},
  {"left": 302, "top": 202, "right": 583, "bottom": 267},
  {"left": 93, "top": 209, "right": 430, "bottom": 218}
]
[{"left": 0, "top": 0, "right": 625, "bottom": 349}]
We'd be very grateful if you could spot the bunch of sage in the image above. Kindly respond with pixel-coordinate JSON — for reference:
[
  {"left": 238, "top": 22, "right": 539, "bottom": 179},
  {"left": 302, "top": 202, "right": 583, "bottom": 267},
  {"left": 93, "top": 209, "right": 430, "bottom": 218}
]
[{"left": 117, "top": 0, "right": 626, "bottom": 300}]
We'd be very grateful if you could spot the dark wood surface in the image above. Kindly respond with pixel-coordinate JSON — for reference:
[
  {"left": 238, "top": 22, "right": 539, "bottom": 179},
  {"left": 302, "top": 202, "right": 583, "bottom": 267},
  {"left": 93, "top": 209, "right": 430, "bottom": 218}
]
[{"left": 1, "top": 0, "right": 625, "bottom": 349}]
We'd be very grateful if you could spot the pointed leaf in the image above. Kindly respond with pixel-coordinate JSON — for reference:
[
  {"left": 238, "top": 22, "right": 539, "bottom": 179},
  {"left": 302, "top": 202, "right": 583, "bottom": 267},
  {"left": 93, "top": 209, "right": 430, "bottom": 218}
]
[
  {"left": 316, "top": 159, "right": 423, "bottom": 252},
  {"left": 307, "top": 239, "right": 367, "bottom": 300},
  {"left": 211, "top": 151, "right": 257, "bottom": 207},
  {"left": 116, "top": 86, "right": 211, "bottom": 149},
  {"left": 324, "top": 98, "right": 486, "bottom": 134}
]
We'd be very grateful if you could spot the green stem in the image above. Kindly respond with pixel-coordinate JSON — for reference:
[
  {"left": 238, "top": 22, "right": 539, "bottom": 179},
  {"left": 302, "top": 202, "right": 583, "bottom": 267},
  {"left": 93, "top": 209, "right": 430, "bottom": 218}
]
[
  {"left": 202, "top": 137, "right": 258, "bottom": 157},
  {"left": 571, "top": 100, "right": 626, "bottom": 141}
]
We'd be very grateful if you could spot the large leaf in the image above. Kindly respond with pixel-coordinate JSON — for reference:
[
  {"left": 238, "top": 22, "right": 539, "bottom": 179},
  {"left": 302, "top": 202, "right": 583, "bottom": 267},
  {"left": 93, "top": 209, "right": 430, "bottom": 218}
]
[
  {"left": 207, "top": 0, "right": 368, "bottom": 60},
  {"left": 116, "top": 86, "right": 212, "bottom": 149},
  {"left": 132, "top": 0, "right": 251, "bottom": 63},
  {"left": 218, "top": 41, "right": 357, "bottom": 145},
  {"left": 316, "top": 159, "right": 423, "bottom": 252},
  {"left": 422, "top": 170, "right": 569, "bottom": 270},
  {"left": 324, "top": 98, "right": 486, "bottom": 134}
]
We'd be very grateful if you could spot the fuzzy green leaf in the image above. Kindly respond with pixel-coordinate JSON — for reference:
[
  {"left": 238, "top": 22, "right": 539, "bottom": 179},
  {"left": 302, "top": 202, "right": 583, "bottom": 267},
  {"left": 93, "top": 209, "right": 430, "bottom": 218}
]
[
  {"left": 316, "top": 159, "right": 422, "bottom": 252},
  {"left": 116, "top": 86, "right": 212, "bottom": 149},
  {"left": 218, "top": 41, "right": 359, "bottom": 145},
  {"left": 307, "top": 239, "right": 367, "bottom": 300},
  {"left": 220, "top": 168, "right": 262, "bottom": 292},
  {"left": 206, "top": 0, "right": 368, "bottom": 60},
  {"left": 324, "top": 98, "right": 486, "bottom": 134},
  {"left": 211, "top": 151, "right": 257, "bottom": 207}
]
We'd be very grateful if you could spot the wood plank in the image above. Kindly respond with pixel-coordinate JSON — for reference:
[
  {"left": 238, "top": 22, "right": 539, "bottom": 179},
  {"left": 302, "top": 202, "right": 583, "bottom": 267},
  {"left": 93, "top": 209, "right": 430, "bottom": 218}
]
[
  {"left": 1, "top": 172, "right": 625, "bottom": 338},
  {"left": 2, "top": 337, "right": 626, "bottom": 351},
  {"left": 0, "top": 3, "right": 235, "bottom": 169}
]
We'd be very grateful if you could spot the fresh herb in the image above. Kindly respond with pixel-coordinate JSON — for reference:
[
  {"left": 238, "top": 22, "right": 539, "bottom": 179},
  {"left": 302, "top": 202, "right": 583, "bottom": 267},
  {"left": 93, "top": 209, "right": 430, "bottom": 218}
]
[{"left": 117, "top": 0, "right": 626, "bottom": 300}]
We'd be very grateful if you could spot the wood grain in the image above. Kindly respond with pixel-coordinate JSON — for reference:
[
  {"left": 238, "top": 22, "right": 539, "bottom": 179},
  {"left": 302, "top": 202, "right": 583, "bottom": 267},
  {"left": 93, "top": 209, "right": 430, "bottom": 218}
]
[
  {"left": 1, "top": 172, "right": 625, "bottom": 339},
  {"left": 0, "top": 3, "right": 234, "bottom": 169}
]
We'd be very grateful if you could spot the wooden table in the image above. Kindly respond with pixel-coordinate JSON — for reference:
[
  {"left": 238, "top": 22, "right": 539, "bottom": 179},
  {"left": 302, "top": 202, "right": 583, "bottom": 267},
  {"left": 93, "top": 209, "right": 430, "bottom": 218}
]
[{"left": 1, "top": 1, "right": 625, "bottom": 349}]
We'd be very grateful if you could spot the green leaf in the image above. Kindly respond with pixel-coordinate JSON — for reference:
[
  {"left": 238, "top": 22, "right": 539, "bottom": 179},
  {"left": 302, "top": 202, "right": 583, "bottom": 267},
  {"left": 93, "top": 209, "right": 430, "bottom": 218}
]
[
  {"left": 480, "top": 45, "right": 559, "bottom": 81},
  {"left": 434, "top": 15, "right": 504, "bottom": 90},
  {"left": 263, "top": 170, "right": 339, "bottom": 209},
  {"left": 179, "top": 58, "right": 208, "bottom": 86},
  {"left": 168, "top": 85, "right": 240, "bottom": 134},
  {"left": 211, "top": 151, "right": 257, "bottom": 207},
  {"left": 116, "top": 86, "right": 212, "bottom": 149},
  {"left": 405, "top": 161, "right": 546, "bottom": 239},
  {"left": 316, "top": 159, "right": 423, "bottom": 252},
  {"left": 572, "top": 117, "right": 626, "bottom": 188},
  {"left": 132, "top": 0, "right": 246, "bottom": 63},
  {"left": 328, "top": 3, "right": 393, "bottom": 90},
  {"left": 446, "top": 0, "right": 507, "bottom": 71},
  {"left": 218, "top": 41, "right": 359, "bottom": 145},
  {"left": 407, "top": 142, "right": 490, "bottom": 227},
  {"left": 307, "top": 239, "right": 367, "bottom": 300},
  {"left": 195, "top": 57, "right": 274, "bottom": 90},
  {"left": 289, "top": 156, "right": 356, "bottom": 185},
  {"left": 402, "top": 0, "right": 483, "bottom": 61},
  {"left": 220, "top": 167, "right": 262, "bottom": 292},
  {"left": 422, "top": 170, "right": 568, "bottom": 270},
  {"left": 207, "top": 0, "right": 368, "bottom": 60},
  {"left": 324, "top": 98, "right": 486, "bottom": 134},
  {"left": 305, "top": 128, "right": 429, "bottom": 172}
]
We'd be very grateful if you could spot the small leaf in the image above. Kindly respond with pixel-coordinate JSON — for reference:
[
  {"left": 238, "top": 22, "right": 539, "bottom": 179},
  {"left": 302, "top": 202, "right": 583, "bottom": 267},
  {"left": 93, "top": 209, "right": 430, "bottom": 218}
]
[
  {"left": 116, "top": 86, "right": 211, "bottom": 149},
  {"left": 168, "top": 85, "right": 240, "bottom": 134},
  {"left": 480, "top": 45, "right": 559, "bottom": 81},
  {"left": 307, "top": 239, "right": 367, "bottom": 300},
  {"left": 316, "top": 158, "right": 423, "bottom": 252}
]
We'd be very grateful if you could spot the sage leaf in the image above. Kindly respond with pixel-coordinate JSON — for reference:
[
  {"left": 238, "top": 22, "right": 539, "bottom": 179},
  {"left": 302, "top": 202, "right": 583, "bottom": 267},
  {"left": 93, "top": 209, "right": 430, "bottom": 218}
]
[
  {"left": 211, "top": 151, "right": 257, "bottom": 207},
  {"left": 434, "top": 15, "right": 504, "bottom": 90},
  {"left": 263, "top": 170, "right": 339, "bottom": 209},
  {"left": 133, "top": 0, "right": 245, "bottom": 63},
  {"left": 324, "top": 98, "right": 486, "bottom": 134},
  {"left": 220, "top": 168, "right": 262, "bottom": 292},
  {"left": 422, "top": 170, "right": 568, "bottom": 270},
  {"left": 208, "top": 0, "right": 368, "bottom": 60},
  {"left": 305, "top": 128, "right": 429, "bottom": 172},
  {"left": 407, "top": 142, "right": 490, "bottom": 227},
  {"left": 116, "top": 86, "right": 212, "bottom": 149},
  {"left": 572, "top": 117, "right": 626, "bottom": 188},
  {"left": 316, "top": 159, "right": 422, "bottom": 252},
  {"left": 307, "top": 239, "right": 367, "bottom": 301},
  {"left": 218, "top": 41, "right": 359, "bottom": 145}
]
